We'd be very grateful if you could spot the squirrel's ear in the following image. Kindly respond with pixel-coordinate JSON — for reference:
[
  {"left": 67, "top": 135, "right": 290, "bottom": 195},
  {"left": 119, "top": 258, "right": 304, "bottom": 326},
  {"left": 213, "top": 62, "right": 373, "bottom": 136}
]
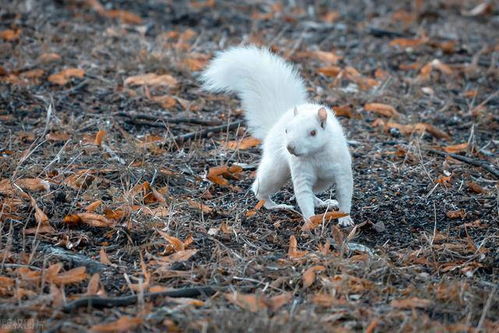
[
  {"left": 293, "top": 107, "right": 298, "bottom": 116},
  {"left": 318, "top": 107, "right": 327, "bottom": 128}
]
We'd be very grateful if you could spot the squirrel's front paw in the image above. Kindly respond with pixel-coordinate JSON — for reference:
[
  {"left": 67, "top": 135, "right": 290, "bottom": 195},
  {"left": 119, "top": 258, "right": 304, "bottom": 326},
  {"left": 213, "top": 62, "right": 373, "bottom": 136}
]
[{"left": 338, "top": 216, "right": 354, "bottom": 227}]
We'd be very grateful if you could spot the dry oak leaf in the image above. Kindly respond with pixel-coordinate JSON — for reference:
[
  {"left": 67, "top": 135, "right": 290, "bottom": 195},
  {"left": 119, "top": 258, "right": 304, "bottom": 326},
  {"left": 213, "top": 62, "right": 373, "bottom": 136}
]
[
  {"left": 94, "top": 129, "right": 106, "bottom": 145},
  {"left": 182, "top": 54, "right": 210, "bottom": 72},
  {"left": 99, "top": 248, "right": 113, "bottom": 265},
  {"left": 207, "top": 165, "right": 243, "bottom": 186},
  {"left": 224, "top": 137, "right": 261, "bottom": 150},
  {"left": 317, "top": 65, "right": 342, "bottom": 77},
  {"left": 63, "top": 213, "right": 115, "bottom": 228},
  {"left": 48, "top": 68, "right": 85, "bottom": 85},
  {"left": 124, "top": 73, "right": 177, "bottom": 87},
  {"left": 297, "top": 50, "right": 342, "bottom": 65},
  {"left": 46, "top": 263, "right": 88, "bottom": 285},
  {"left": 302, "top": 211, "right": 348, "bottom": 231},
  {"left": 46, "top": 132, "right": 70, "bottom": 141},
  {"left": 467, "top": 181, "right": 485, "bottom": 194},
  {"left": 85, "top": 200, "right": 103, "bottom": 212},
  {"left": 225, "top": 293, "right": 267, "bottom": 312},
  {"left": 245, "top": 199, "right": 265, "bottom": 217},
  {"left": 446, "top": 210, "right": 466, "bottom": 219},
  {"left": 156, "top": 230, "right": 185, "bottom": 252},
  {"left": 188, "top": 199, "right": 213, "bottom": 213},
  {"left": 288, "top": 235, "right": 308, "bottom": 259},
  {"left": 104, "top": 10, "right": 142, "bottom": 24},
  {"left": 158, "top": 249, "right": 198, "bottom": 264},
  {"left": 364, "top": 103, "right": 400, "bottom": 118},
  {"left": 332, "top": 105, "right": 353, "bottom": 118},
  {"left": 266, "top": 293, "right": 293, "bottom": 312},
  {"left": 16, "top": 178, "right": 51, "bottom": 192},
  {"left": 151, "top": 95, "right": 177, "bottom": 109},
  {"left": 37, "top": 53, "right": 61, "bottom": 63},
  {"left": 389, "top": 37, "right": 427, "bottom": 48},
  {"left": 303, "top": 265, "right": 326, "bottom": 288},
  {"left": 0, "top": 29, "right": 21, "bottom": 41},
  {"left": 443, "top": 143, "right": 468, "bottom": 153},
  {"left": 391, "top": 297, "right": 431, "bottom": 309},
  {"left": 90, "top": 316, "right": 143, "bottom": 333},
  {"left": 25, "top": 197, "right": 55, "bottom": 234}
]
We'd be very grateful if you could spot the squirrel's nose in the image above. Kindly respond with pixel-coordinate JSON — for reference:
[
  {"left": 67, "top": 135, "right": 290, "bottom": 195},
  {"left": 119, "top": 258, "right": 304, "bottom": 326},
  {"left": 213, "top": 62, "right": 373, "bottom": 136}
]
[{"left": 287, "top": 144, "right": 296, "bottom": 155}]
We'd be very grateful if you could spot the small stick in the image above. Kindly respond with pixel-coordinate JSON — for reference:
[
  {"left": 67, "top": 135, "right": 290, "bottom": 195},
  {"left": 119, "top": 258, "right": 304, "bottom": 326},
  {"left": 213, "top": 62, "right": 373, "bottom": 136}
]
[
  {"left": 62, "top": 286, "right": 217, "bottom": 312},
  {"left": 427, "top": 149, "right": 498, "bottom": 178},
  {"left": 169, "top": 120, "right": 244, "bottom": 143},
  {"left": 115, "top": 112, "right": 221, "bottom": 126},
  {"left": 367, "top": 27, "right": 407, "bottom": 38}
]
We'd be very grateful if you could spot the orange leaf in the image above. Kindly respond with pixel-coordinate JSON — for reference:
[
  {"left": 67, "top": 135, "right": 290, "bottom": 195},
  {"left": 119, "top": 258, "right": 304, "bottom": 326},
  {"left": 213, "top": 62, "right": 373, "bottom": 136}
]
[
  {"left": 0, "top": 29, "right": 21, "bottom": 41},
  {"left": 364, "top": 103, "right": 400, "bottom": 118},
  {"left": 288, "top": 235, "right": 308, "bottom": 259},
  {"left": 443, "top": 143, "right": 468, "bottom": 153},
  {"left": 99, "top": 248, "right": 113, "bottom": 265},
  {"left": 94, "top": 130, "right": 106, "bottom": 145},
  {"left": 224, "top": 137, "right": 261, "bottom": 150},
  {"left": 47, "top": 266, "right": 88, "bottom": 285},
  {"left": 157, "top": 230, "right": 185, "bottom": 252},
  {"left": 389, "top": 37, "right": 427, "bottom": 48},
  {"left": 124, "top": 73, "right": 177, "bottom": 87},
  {"left": 158, "top": 249, "right": 198, "bottom": 263},
  {"left": 303, "top": 265, "right": 326, "bottom": 288},
  {"left": 317, "top": 66, "right": 342, "bottom": 77},
  {"left": 332, "top": 105, "right": 353, "bottom": 118},
  {"left": 85, "top": 200, "right": 103, "bottom": 212},
  {"left": 90, "top": 316, "right": 143, "bottom": 333},
  {"left": 446, "top": 210, "right": 466, "bottom": 219},
  {"left": 391, "top": 297, "right": 431, "bottom": 309},
  {"left": 266, "top": 293, "right": 292, "bottom": 312},
  {"left": 64, "top": 213, "right": 115, "bottom": 228},
  {"left": 37, "top": 53, "right": 61, "bottom": 63},
  {"left": 104, "top": 10, "right": 142, "bottom": 24},
  {"left": 48, "top": 68, "right": 85, "bottom": 85},
  {"left": 151, "top": 95, "right": 177, "bottom": 109},
  {"left": 225, "top": 293, "right": 267, "bottom": 312},
  {"left": 207, "top": 165, "right": 243, "bottom": 186},
  {"left": 46, "top": 132, "right": 70, "bottom": 141},
  {"left": 302, "top": 211, "right": 348, "bottom": 231},
  {"left": 467, "top": 181, "right": 485, "bottom": 194},
  {"left": 16, "top": 178, "right": 50, "bottom": 192},
  {"left": 188, "top": 200, "right": 213, "bottom": 214}
]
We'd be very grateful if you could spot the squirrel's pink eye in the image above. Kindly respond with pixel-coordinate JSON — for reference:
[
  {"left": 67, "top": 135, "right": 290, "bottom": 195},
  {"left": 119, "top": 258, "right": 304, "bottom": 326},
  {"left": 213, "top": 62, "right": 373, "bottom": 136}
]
[{"left": 310, "top": 130, "right": 316, "bottom": 136}]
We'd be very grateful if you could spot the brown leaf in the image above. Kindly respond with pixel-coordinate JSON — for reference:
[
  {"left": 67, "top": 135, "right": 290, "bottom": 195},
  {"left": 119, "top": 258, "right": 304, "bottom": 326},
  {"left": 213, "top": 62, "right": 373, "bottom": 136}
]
[
  {"left": 0, "top": 29, "right": 21, "bottom": 41},
  {"left": 16, "top": 178, "right": 51, "bottom": 192},
  {"left": 207, "top": 165, "right": 243, "bottom": 186},
  {"left": 48, "top": 68, "right": 85, "bottom": 85},
  {"left": 46, "top": 132, "right": 71, "bottom": 141},
  {"left": 288, "top": 235, "right": 308, "bottom": 259},
  {"left": 391, "top": 297, "right": 431, "bottom": 309},
  {"left": 157, "top": 230, "right": 185, "bottom": 252},
  {"left": 188, "top": 200, "right": 213, "bottom": 214},
  {"left": 266, "top": 293, "right": 292, "bottom": 312},
  {"left": 446, "top": 209, "right": 466, "bottom": 219},
  {"left": 364, "top": 103, "right": 400, "bottom": 118},
  {"left": 443, "top": 143, "right": 468, "bottom": 153},
  {"left": 389, "top": 37, "right": 427, "bottom": 48},
  {"left": 302, "top": 211, "right": 349, "bottom": 231},
  {"left": 104, "top": 10, "right": 142, "bottom": 24},
  {"left": 124, "top": 73, "right": 177, "bottom": 87},
  {"left": 64, "top": 213, "right": 115, "bottom": 228},
  {"left": 37, "top": 53, "right": 61, "bottom": 63},
  {"left": 224, "top": 137, "right": 261, "bottom": 150},
  {"left": 85, "top": 200, "right": 103, "bottom": 212},
  {"left": 332, "top": 225, "right": 345, "bottom": 249},
  {"left": 245, "top": 200, "right": 265, "bottom": 217},
  {"left": 332, "top": 105, "right": 353, "bottom": 118},
  {"left": 158, "top": 249, "right": 198, "bottom": 264},
  {"left": 90, "top": 316, "right": 143, "bottom": 333},
  {"left": 317, "top": 66, "right": 342, "bottom": 77},
  {"left": 302, "top": 265, "right": 326, "bottom": 288},
  {"left": 86, "top": 273, "right": 104, "bottom": 296},
  {"left": 467, "top": 181, "right": 485, "bottom": 194},
  {"left": 47, "top": 266, "right": 88, "bottom": 285},
  {"left": 94, "top": 129, "right": 106, "bottom": 146},
  {"left": 99, "top": 248, "right": 113, "bottom": 265},
  {"left": 225, "top": 293, "right": 267, "bottom": 312},
  {"left": 151, "top": 95, "right": 177, "bottom": 109}
]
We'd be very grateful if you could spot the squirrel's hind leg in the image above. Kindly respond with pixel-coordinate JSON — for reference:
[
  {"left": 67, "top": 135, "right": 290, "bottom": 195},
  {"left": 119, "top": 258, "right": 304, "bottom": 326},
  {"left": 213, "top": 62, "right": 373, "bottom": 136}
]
[{"left": 252, "top": 153, "right": 292, "bottom": 210}]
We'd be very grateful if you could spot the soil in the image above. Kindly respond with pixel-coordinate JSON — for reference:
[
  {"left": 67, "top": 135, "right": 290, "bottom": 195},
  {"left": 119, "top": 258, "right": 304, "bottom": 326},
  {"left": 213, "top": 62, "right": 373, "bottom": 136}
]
[{"left": 0, "top": 0, "right": 497, "bottom": 332}]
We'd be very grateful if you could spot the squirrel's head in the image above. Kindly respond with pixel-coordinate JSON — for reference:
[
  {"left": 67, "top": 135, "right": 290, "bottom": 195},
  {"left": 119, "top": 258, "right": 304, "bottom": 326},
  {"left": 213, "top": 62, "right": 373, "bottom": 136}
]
[{"left": 284, "top": 106, "right": 329, "bottom": 157}]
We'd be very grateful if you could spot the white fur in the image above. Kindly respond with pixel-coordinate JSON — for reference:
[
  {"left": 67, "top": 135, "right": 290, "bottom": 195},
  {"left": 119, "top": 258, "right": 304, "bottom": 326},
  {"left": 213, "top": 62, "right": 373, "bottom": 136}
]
[{"left": 201, "top": 46, "right": 354, "bottom": 226}]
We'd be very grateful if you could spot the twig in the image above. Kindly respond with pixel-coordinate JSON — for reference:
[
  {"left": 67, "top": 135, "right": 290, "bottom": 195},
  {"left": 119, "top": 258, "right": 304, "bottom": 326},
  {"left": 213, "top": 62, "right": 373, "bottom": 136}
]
[
  {"left": 38, "top": 243, "right": 108, "bottom": 274},
  {"left": 168, "top": 120, "right": 244, "bottom": 143},
  {"left": 115, "top": 112, "right": 222, "bottom": 126},
  {"left": 62, "top": 286, "right": 217, "bottom": 312},
  {"left": 367, "top": 27, "right": 407, "bottom": 38},
  {"left": 427, "top": 149, "right": 499, "bottom": 178}
]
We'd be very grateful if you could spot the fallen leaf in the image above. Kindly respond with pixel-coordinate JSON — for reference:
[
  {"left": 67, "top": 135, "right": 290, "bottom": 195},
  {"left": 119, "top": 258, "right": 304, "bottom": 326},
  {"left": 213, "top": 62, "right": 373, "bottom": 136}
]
[
  {"left": 151, "top": 95, "right": 177, "bottom": 109},
  {"left": 303, "top": 265, "right": 326, "bottom": 288},
  {"left": 224, "top": 137, "right": 261, "bottom": 150},
  {"left": 207, "top": 165, "right": 243, "bottom": 186},
  {"left": 443, "top": 143, "right": 468, "bottom": 153},
  {"left": 462, "top": 2, "right": 493, "bottom": 16},
  {"left": 266, "top": 293, "right": 292, "bottom": 312},
  {"left": 288, "top": 235, "right": 308, "bottom": 259},
  {"left": 389, "top": 37, "right": 427, "bottom": 48},
  {"left": 90, "top": 316, "right": 143, "bottom": 333},
  {"left": 63, "top": 213, "right": 115, "bottom": 227},
  {"left": 302, "top": 211, "right": 349, "bottom": 231},
  {"left": 467, "top": 181, "right": 485, "bottom": 194},
  {"left": 332, "top": 105, "right": 353, "bottom": 118},
  {"left": 157, "top": 230, "right": 185, "bottom": 252},
  {"left": 159, "top": 249, "right": 198, "bottom": 263},
  {"left": 246, "top": 200, "right": 265, "bottom": 217},
  {"left": 124, "top": 73, "right": 177, "bottom": 87},
  {"left": 391, "top": 297, "right": 431, "bottom": 309},
  {"left": 46, "top": 132, "right": 70, "bottom": 141},
  {"left": 104, "top": 10, "right": 142, "bottom": 24},
  {"left": 364, "top": 103, "right": 400, "bottom": 118},
  {"left": 37, "top": 53, "right": 61, "bottom": 63},
  {"left": 225, "top": 292, "right": 267, "bottom": 312},
  {"left": 446, "top": 209, "right": 466, "bottom": 219},
  {"left": 94, "top": 130, "right": 106, "bottom": 145},
  {"left": 188, "top": 200, "right": 213, "bottom": 214},
  {"left": 46, "top": 265, "right": 88, "bottom": 285},
  {"left": 48, "top": 68, "right": 85, "bottom": 85},
  {"left": 99, "top": 248, "right": 113, "bottom": 265},
  {"left": 16, "top": 178, "right": 51, "bottom": 192},
  {"left": 317, "top": 66, "right": 342, "bottom": 77},
  {"left": 0, "top": 29, "right": 21, "bottom": 41},
  {"left": 85, "top": 200, "right": 103, "bottom": 212}
]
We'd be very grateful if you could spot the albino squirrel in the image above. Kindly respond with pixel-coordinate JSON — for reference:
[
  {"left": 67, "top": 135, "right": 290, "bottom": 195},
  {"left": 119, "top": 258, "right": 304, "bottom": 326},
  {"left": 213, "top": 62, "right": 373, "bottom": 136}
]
[{"left": 201, "top": 46, "right": 353, "bottom": 226}]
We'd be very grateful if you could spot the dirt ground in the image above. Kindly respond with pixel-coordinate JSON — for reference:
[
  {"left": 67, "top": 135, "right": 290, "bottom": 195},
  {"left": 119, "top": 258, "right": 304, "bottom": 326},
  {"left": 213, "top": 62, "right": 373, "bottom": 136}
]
[{"left": 0, "top": 0, "right": 497, "bottom": 332}]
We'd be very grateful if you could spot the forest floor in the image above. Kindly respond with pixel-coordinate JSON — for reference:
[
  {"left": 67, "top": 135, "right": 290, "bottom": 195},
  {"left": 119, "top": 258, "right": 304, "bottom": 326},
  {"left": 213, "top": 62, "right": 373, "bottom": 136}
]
[{"left": 0, "top": 0, "right": 497, "bottom": 332}]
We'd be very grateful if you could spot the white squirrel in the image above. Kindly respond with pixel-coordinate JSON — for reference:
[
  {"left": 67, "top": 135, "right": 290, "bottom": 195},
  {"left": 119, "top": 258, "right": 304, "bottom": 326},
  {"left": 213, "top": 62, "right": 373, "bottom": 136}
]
[{"left": 201, "top": 45, "right": 354, "bottom": 226}]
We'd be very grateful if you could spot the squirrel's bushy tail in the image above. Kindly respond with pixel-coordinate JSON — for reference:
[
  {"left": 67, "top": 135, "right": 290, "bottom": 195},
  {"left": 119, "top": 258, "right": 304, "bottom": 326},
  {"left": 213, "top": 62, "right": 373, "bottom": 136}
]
[{"left": 201, "top": 45, "right": 307, "bottom": 140}]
